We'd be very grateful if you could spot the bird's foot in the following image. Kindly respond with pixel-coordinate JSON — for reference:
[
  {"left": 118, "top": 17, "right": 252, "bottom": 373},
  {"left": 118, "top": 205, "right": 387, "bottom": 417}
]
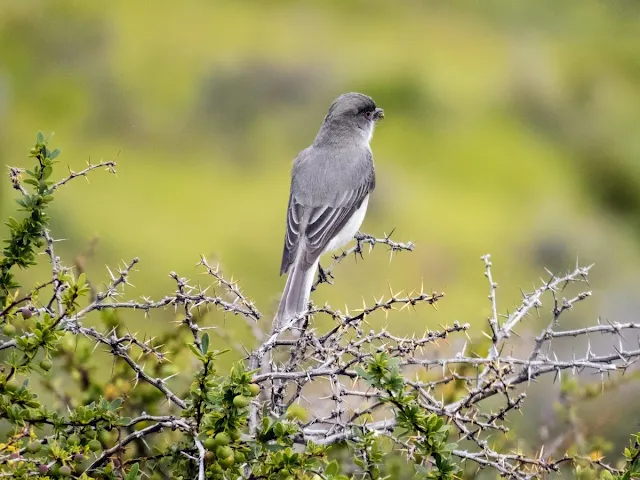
[{"left": 316, "top": 263, "right": 334, "bottom": 286}]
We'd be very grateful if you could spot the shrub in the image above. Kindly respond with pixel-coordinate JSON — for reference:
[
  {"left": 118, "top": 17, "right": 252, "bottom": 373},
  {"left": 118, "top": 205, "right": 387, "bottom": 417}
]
[{"left": 0, "top": 133, "right": 638, "bottom": 479}]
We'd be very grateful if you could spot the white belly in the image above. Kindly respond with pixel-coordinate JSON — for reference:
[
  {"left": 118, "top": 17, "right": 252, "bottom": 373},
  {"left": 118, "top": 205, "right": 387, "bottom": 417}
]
[{"left": 322, "top": 195, "right": 369, "bottom": 254}]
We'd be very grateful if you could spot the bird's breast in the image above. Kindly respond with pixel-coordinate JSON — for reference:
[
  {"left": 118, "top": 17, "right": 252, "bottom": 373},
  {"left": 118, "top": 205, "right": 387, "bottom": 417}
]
[{"left": 322, "top": 195, "right": 369, "bottom": 254}]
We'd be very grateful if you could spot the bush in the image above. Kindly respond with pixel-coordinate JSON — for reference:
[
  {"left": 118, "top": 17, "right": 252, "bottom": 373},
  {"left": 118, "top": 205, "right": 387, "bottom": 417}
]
[{"left": 0, "top": 133, "right": 639, "bottom": 479}]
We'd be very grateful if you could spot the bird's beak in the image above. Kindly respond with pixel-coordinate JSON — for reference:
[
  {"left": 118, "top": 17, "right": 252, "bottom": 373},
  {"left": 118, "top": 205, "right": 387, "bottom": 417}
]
[{"left": 374, "top": 108, "right": 384, "bottom": 121}]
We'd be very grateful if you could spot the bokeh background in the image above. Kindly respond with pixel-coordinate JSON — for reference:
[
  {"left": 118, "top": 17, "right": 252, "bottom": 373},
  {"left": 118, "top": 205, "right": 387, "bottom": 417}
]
[{"left": 1, "top": 0, "right": 640, "bottom": 469}]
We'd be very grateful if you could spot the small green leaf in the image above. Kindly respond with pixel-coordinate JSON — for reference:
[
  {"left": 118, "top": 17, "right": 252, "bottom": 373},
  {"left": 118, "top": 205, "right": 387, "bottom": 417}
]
[
  {"left": 326, "top": 460, "right": 339, "bottom": 476},
  {"left": 125, "top": 463, "right": 140, "bottom": 480},
  {"left": 110, "top": 398, "right": 123, "bottom": 410},
  {"left": 274, "top": 422, "right": 285, "bottom": 437},
  {"left": 187, "top": 343, "right": 204, "bottom": 360},
  {"left": 201, "top": 332, "right": 209, "bottom": 354},
  {"left": 117, "top": 417, "right": 132, "bottom": 426}
]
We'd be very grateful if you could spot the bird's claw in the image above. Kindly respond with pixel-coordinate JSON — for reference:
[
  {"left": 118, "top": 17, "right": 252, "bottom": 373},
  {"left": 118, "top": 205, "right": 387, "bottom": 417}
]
[{"left": 317, "top": 263, "right": 334, "bottom": 286}]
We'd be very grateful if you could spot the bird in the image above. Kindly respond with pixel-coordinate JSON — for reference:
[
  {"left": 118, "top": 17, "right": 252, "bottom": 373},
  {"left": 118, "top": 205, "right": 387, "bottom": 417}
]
[{"left": 275, "top": 92, "right": 384, "bottom": 329}]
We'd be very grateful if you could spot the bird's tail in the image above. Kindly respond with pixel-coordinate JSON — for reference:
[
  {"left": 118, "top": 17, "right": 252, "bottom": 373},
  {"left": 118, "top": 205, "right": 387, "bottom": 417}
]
[{"left": 275, "top": 259, "right": 318, "bottom": 330}]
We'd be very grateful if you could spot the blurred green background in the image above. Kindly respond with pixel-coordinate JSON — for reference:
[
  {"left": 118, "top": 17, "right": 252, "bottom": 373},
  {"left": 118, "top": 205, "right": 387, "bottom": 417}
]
[{"left": 1, "top": 0, "right": 640, "bottom": 464}]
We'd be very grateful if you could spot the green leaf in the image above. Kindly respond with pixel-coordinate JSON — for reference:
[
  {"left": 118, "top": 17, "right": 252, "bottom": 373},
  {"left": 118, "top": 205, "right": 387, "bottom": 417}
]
[
  {"left": 110, "top": 398, "right": 123, "bottom": 411},
  {"left": 187, "top": 343, "right": 204, "bottom": 360},
  {"left": 325, "top": 460, "right": 339, "bottom": 476},
  {"left": 201, "top": 332, "right": 209, "bottom": 354},
  {"left": 36, "top": 132, "right": 44, "bottom": 144},
  {"left": 117, "top": 417, "right": 133, "bottom": 426},
  {"left": 125, "top": 463, "right": 140, "bottom": 480},
  {"left": 42, "top": 165, "right": 53, "bottom": 180},
  {"left": 274, "top": 422, "right": 285, "bottom": 438}
]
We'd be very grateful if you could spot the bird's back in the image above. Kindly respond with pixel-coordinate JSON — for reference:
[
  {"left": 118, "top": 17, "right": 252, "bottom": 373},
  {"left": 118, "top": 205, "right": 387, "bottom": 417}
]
[{"left": 291, "top": 144, "right": 375, "bottom": 208}]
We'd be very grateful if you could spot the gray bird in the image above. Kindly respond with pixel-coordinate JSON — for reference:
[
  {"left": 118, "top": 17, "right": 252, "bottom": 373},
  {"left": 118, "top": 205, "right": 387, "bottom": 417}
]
[{"left": 276, "top": 92, "right": 384, "bottom": 329}]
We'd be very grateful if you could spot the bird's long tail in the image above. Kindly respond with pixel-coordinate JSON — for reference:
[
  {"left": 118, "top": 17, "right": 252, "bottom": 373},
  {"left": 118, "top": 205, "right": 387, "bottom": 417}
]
[{"left": 275, "top": 258, "right": 318, "bottom": 330}]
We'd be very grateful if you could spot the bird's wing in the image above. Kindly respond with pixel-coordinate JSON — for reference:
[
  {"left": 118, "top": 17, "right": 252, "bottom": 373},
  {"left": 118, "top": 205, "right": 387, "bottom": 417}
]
[
  {"left": 280, "top": 192, "right": 300, "bottom": 275},
  {"left": 280, "top": 165, "right": 375, "bottom": 275}
]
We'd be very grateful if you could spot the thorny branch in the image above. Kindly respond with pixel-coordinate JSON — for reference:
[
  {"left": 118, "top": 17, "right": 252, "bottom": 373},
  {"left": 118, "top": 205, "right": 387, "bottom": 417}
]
[
  {"left": 312, "top": 231, "right": 414, "bottom": 291},
  {"left": 49, "top": 159, "right": 118, "bottom": 191},
  {"left": 250, "top": 253, "right": 639, "bottom": 479},
  {"left": 3, "top": 160, "right": 640, "bottom": 479}
]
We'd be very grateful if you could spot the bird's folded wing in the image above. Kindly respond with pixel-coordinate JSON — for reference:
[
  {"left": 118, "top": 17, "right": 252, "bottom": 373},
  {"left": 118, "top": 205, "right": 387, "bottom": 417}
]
[{"left": 280, "top": 176, "right": 374, "bottom": 275}]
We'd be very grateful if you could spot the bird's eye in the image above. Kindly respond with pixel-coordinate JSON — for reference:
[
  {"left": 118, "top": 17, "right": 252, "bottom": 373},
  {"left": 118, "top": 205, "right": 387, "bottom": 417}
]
[{"left": 364, "top": 110, "right": 373, "bottom": 120}]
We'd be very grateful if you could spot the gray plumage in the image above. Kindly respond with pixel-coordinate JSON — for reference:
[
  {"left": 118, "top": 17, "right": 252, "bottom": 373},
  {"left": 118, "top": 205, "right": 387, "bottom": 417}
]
[{"left": 276, "top": 92, "right": 384, "bottom": 329}]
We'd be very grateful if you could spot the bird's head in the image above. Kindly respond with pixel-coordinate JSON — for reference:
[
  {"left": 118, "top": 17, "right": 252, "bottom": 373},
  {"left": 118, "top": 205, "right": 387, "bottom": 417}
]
[{"left": 322, "top": 92, "right": 384, "bottom": 143}]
